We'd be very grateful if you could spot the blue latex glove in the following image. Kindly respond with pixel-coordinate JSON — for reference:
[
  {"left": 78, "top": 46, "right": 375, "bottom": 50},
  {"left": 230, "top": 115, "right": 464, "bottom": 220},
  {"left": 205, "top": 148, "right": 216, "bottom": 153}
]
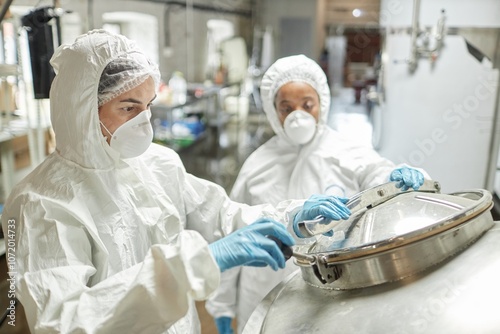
[
  {"left": 390, "top": 167, "right": 424, "bottom": 191},
  {"left": 293, "top": 194, "right": 351, "bottom": 238},
  {"left": 214, "top": 316, "right": 234, "bottom": 334},
  {"left": 209, "top": 218, "right": 295, "bottom": 272}
]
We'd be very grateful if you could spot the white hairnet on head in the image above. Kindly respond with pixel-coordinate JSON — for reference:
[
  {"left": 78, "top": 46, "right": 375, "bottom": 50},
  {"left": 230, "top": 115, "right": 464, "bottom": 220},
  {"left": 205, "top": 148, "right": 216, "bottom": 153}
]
[
  {"left": 98, "top": 51, "right": 161, "bottom": 107},
  {"left": 260, "top": 54, "right": 331, "bottom": 137}
]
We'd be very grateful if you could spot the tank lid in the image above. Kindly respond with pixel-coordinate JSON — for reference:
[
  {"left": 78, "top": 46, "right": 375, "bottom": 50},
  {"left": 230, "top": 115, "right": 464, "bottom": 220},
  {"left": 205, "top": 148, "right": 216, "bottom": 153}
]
[{"left": 293, "top": 181, "right": 494, "bottom": 289}]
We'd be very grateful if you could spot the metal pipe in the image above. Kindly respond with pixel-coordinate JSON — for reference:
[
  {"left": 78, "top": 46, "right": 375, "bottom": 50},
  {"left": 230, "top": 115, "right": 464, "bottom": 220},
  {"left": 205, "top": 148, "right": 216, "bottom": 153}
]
[
  {"left": 87, "top": 0, "right": 94, "bottom": 30},
  {"left": 484, "top": 30, "right": 500, "bottom": 191},
  {"left": 54, "top": 0, "right": 62, "bottom": 46},
  {"left": 408, "top": 0, "right": 421, "bottom": 73},
  {"left": 185, "top": 0, "right": 193, "bottom": 81}
]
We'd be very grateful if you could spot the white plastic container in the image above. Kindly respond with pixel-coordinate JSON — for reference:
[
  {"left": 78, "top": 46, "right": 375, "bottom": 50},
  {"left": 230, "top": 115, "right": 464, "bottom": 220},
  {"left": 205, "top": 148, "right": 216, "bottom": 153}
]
[{"left": 168, "top": 71, "right": 187, "bottom": 106}]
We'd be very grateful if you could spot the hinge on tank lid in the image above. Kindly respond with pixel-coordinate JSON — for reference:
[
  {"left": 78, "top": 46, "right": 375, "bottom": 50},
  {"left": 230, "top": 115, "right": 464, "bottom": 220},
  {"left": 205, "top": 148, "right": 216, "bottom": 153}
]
[
  {"left": 313, "top": 258, "right": 343, "bottom": 284},
  {"left": 312, "top": 264, "right": 327, "bottom": 284}
]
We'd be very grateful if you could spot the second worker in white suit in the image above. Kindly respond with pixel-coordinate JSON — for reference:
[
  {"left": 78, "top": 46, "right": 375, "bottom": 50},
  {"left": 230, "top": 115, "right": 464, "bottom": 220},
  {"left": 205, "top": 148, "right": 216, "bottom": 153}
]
[{"left": 206, "top": 54, "right": 427, "bottom": 334}]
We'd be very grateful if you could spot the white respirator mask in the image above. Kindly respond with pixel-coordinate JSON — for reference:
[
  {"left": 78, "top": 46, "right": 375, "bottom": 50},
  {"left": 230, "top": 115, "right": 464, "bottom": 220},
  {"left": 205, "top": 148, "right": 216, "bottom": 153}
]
[
  {"left": 101, "top": 109, "right": 154, "bottom": 159},
  {"left": 283, "top": 109, "right": 317, "bottom": 145}
]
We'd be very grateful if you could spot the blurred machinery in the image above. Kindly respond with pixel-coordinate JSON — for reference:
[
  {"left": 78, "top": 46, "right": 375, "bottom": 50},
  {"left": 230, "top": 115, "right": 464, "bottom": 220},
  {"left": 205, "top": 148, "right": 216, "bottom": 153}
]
[
  {"left": 21, "top": 6, "right": 64, "bottom": 99},
  {"left": 372, "top": 0, "right": 500, "bottom": 194}
]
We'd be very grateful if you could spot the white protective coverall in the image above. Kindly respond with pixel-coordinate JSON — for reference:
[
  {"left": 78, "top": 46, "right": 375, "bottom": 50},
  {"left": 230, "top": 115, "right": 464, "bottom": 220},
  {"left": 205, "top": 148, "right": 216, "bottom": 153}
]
[
  {"left": 0, "top": 30, "right": 302, "bottom": 334},
  {"left": 206, "top": 54, "right": 408, "bottom": 333}
]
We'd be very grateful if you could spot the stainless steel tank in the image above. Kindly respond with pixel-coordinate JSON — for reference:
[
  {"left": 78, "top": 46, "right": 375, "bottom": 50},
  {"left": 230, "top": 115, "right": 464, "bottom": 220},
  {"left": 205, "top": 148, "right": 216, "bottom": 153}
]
[{"left": 243, "top": 181, "right": 499, "bottom": 333}]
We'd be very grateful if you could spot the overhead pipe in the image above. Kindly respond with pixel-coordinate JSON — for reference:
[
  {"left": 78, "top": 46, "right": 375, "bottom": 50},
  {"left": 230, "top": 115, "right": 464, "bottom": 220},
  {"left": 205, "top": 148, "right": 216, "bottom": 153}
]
[
  {"left": 87, "top": 0, "right": 94, "bottom": 30},
  {"left": 408, "top": 0, "right": 421, "bottom": 73}
]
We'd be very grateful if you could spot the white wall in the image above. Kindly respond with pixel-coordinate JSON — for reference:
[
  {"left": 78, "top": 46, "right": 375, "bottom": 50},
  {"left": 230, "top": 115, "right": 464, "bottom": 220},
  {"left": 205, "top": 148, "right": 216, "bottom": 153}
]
[
  {"left": 380, "top": 0, "right": 500, "bottom": 27},
  {"left": 259, "top": 0, "right": 324, "bottom": 63}
]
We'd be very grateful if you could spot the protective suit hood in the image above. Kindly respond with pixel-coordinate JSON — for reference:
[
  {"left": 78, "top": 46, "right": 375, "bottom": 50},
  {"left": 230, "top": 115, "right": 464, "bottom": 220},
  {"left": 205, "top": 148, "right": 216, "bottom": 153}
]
[
  {"left": 259, "top": 54, "right": 331, "bottom": 143},
  {"left": 49, "top": 29, "right": 160, "bottom": 169}
]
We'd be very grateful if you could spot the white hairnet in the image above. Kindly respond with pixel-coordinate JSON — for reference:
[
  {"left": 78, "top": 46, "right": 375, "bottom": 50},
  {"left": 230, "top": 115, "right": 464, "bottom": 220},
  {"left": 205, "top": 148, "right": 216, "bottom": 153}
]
[
  {"left": 260, "top": 54, "right": 331, "bottom": 137},
  {"left": 98, "top": 51, "right": 160, "bottom": 106}
]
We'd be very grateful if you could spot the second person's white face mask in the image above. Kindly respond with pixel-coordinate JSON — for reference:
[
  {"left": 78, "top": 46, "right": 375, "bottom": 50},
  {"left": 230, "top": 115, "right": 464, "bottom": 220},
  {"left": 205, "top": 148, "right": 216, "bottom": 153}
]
[
  {"left": 101, "top": 109, "right": 154, "bottom": 159},
  {"left": 283, "top": 109, "right": 317, "bottom": 145}
]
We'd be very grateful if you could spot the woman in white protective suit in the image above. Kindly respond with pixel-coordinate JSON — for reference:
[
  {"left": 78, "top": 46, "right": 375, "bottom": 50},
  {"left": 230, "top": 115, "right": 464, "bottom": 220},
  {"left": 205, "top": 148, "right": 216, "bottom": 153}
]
[
  {"left": 206, "top": 54, "right": 427, "bottom": 334},
  {"left": 0, "top": 32, "right": 355, "bottom": 334}
]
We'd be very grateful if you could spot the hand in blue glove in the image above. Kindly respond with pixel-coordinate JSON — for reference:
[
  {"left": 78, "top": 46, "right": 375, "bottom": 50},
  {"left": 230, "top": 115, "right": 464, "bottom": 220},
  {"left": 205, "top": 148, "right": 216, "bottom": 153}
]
[
  {"left": 209, "top": 218, "right": 295, "bottom": 272},
  {"left": 293, "top": 194, "right": 351, "bottom": 238},
  {"left": 390, "top": 167, "right": 424, "bottom": 191},
  {"left": 214, "top": 316, "right": 234, "bottom": 334}
]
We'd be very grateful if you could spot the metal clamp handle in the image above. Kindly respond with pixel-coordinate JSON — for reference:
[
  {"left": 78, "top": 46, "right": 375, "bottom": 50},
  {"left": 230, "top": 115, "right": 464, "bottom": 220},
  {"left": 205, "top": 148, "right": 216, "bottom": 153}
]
[{"left": 296, "top": 180, "right": 441, "bottom": 238}]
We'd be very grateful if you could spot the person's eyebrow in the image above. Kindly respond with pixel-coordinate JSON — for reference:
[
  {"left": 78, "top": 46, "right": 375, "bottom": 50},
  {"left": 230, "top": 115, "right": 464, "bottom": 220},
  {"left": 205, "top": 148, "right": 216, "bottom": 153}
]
[
  {"left": 278, "top": 96, "right": 314, "bottom": 104},
  {"left": 302, "top": 95, "right": 315, "bottom": 100},
  {"left": 119, "top": 95, "right": 157, "bottom": 104},
  {"left": 119, "top": 98, "right": 142, "bottom": 104}
]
